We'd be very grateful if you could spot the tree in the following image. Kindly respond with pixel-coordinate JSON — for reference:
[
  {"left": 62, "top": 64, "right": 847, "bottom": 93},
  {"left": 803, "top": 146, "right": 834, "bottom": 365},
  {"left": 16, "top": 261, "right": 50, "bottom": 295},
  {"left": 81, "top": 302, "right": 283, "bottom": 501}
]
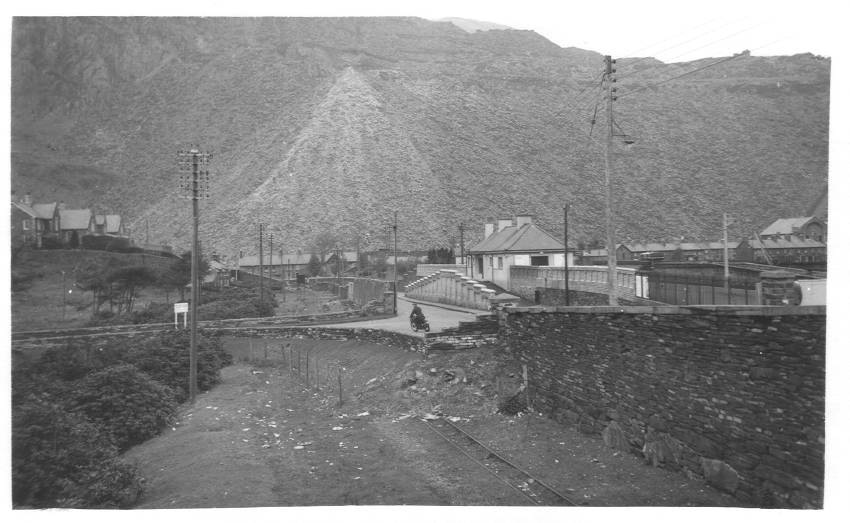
[
  {"left": 313, "top": 231, "right": 338, "bottom": 263},
  {"left": 160, "top": 251, "right": 209, "bottom": 302},
  {"left": 105, "top": 265, "right": 157, "bottom": 314},
  {"left": 306, "top": 253, "right": 322, "bottom": 277},
  {"left": 75, "top": 260, "right": 113, "bottom": 316}
]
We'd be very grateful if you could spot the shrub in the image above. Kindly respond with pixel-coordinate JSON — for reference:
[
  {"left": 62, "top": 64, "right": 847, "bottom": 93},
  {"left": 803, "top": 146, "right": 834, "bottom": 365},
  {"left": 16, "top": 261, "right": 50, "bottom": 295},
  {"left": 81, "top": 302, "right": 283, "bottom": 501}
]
[
  {"left": 70, "top": 364, "right": 178, "bottom": 450},
  {"left": 12, "top": 396, "right": 143, "bottom": 508},
  {"left": 124, "top": 331, "right": 233, "bottom": 402}
]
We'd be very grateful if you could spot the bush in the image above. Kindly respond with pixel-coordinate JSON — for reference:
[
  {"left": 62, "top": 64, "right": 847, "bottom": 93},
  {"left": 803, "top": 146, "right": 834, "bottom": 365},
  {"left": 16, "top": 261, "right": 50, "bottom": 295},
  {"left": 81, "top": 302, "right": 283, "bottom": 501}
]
[
  {"left": 129, "top": 301, "right": 172, "bottom": 324},
  {"left": 12, "top": 396, "right": 143, "bottom": 508},
  {"left": 124, "top": 331, "right": 233, "bottom": 402},
  {"left": 70, "top": 364, "right": 178, "bottom": 450}
]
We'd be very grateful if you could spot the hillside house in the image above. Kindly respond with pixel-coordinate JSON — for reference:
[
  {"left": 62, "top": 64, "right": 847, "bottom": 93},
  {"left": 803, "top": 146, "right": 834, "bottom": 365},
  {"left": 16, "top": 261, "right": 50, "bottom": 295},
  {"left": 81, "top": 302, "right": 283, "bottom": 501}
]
[
  {"left": 92, "top": 214, "right": 126, "bottom": 237},
  {"left": 736, "top": 236, "right": 826, "bottom": 266},
  {"left": 59, "top": 208, "right": 93, "bottom": 246},
  {"left": 467, "top": 215, "right": 572, "bottom": 290},
  {"left": 238, "top": 252, "right": 313, "bottom": 280},
  {"left": 760, "top": 216, "right": 827, "bottom": 243},
  {"left": 582, "top": 241, "right": 739, "bottom": 264},
  {"left": 10, "top": 193, "right": 63, "bottom": 248}
]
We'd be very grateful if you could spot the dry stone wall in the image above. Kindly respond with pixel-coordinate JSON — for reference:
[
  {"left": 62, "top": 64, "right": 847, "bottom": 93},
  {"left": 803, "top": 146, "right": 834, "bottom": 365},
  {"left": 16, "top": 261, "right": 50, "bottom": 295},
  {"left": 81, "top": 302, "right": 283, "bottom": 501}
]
[{"left": 500, "top": 305, "right": 825, "bottom": 508}]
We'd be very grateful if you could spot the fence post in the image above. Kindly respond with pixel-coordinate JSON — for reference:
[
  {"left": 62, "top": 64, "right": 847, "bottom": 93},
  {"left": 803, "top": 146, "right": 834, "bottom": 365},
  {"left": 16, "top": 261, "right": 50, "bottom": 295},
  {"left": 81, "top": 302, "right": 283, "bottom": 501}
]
[
  {"left": 306, "top": 351, "right": 310, "bottom": 388},
  {"left": 338, "top": 367, "right": 343, "bottom": 406}
]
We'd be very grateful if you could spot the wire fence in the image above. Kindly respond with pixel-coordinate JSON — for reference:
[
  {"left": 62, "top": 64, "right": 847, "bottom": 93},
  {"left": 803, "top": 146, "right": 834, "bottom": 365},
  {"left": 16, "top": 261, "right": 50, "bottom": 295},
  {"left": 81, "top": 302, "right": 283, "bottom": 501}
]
[{"left": 241, "top": 339, "right": 348, "bottom": 406}]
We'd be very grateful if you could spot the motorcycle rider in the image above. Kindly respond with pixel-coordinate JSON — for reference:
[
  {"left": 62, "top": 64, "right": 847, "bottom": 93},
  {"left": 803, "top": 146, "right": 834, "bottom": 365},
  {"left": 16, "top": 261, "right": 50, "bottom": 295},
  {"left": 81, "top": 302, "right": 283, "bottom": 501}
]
[{"left": 410, "top": 302, "right": 426, "bottom": 328}]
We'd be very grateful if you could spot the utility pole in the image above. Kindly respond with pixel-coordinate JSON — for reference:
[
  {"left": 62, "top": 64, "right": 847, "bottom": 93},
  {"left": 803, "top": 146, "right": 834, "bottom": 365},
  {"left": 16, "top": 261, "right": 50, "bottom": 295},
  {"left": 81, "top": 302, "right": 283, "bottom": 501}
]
[
  {"left": 259, "top": 223, "right": 264, "bottom": 307},
  {"left": 564, "top": 203, "right": 570, "bottom": 306},
  {"left": 336, "top": 247, "right": 342, "bottom": 297},
  {"left": 459, "top": 223, "right": 465, "bottom": 271},
  {"left": 393, "top": 211, "right": 398, "bottom": 314},
  {"left": 178, "top": 148, "right": 211, "bottom": 403},
  {"left": 603, "top": 55, "right": 619, "bottom": 306},
  {"left": 723, "top": 212, "right": 730, "bottom": 292},
  {"left": 269, "top": 232, "right": 274, "bottom": 284},
  {"left": 280, "top": 249, "right": 286, "bottom": 303}
]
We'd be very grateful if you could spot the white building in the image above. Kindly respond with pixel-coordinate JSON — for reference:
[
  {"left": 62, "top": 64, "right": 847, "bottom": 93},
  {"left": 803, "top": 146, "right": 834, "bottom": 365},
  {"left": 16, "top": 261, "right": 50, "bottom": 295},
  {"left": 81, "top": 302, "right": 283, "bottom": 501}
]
[{"left": 466, "top": 214, "right": 573, "bottom": 290}]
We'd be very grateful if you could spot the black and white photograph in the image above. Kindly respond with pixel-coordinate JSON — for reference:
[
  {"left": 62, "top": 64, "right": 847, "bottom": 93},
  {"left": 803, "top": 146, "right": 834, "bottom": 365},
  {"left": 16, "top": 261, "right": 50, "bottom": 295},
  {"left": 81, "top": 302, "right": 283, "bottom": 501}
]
[{"left": 4, "top": 0, "right": 846, "bottom": 517}]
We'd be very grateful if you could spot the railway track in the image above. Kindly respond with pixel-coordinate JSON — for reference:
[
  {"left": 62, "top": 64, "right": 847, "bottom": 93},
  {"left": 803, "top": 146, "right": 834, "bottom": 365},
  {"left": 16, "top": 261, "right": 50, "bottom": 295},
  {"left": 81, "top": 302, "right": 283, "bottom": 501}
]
[{"left": 421, "top": 416, "right": 576, "bottom": 506}]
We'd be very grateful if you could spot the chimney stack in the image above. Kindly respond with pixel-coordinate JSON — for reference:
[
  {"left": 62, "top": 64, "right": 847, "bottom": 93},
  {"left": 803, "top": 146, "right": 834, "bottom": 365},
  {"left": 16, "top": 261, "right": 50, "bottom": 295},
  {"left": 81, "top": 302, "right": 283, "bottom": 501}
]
[
  {"left": 516, "top": 214, "right": 533, "bottom": 227},
  {"left": 484, "top": 221, "right": 495, "bottom": 238},
  {"left": 23, "top": 192, "right": 32, "bottom": 206},
  {"left": 497, "top": 217, "right": 513, "bottom": 232}
]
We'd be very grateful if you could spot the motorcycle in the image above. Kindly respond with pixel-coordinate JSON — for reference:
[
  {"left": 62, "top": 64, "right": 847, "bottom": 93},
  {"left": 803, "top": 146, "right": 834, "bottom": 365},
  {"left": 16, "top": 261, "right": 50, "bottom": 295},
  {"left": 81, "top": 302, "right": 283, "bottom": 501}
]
[{"left": 410, "top": 315, "right": 430, "bottom": 332}]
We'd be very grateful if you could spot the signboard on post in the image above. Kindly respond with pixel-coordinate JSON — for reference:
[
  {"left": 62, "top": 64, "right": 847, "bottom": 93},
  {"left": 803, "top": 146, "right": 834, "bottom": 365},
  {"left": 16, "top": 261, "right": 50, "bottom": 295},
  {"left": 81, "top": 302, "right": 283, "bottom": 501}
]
[{"left": 174, "top": 302, "right": 189, "bottom": 329}]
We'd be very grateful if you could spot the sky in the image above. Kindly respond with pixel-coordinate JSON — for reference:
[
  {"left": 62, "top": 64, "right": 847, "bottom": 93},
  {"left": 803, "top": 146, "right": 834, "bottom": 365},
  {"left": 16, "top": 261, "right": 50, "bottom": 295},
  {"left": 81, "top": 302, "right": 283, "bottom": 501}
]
[{"left": 8, "top": 0, "right": 843, "bottom": 62}]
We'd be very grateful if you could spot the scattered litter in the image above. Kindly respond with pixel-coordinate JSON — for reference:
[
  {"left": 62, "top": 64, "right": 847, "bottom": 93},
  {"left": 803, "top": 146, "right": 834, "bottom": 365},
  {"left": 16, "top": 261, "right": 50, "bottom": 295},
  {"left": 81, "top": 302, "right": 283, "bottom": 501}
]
[
  {"left": 242, "top": 428, "right": 250, "bottom": 431},
  {"left": 366, "top": 378, "right": 377, "bottom": 385},
  {"left": 447, "top": 416, "right": 462, "bottom": 422},
  {"left": 242, "top": 439, "right": 249, "bottom": 443},
  {"left": 274, "top": 433, "right": 280, "bottom": 438},
  {"left": 353, "top": 477, "right": 361, "bottom": 480},
  {"left": 294, "top": 446, "right": 305, "bottom": 450},
  {"left": 422, "top": 413, "right": 440, "bottom": 420},
  {"left": 332, "top": 426, "right": 344, "bottom": 431},
  {"left": 265, "top": 381, "right": 270, "bottom": 385},
  {"left": 287, "top": 409, "right": 294, "bottom": 412},
  {"left": 357, "top": 411, "right": 370, "bottom": 417}
]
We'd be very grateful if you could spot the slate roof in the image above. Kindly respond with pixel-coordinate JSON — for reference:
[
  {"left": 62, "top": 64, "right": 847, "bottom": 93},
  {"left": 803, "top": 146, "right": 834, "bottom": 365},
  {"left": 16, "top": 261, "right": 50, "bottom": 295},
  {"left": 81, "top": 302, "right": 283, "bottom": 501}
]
[
  {"left": 11, "top": 201, "right": 39, "bottom": 218},
  {"left": 760, "top": 217, "right": 817, "bottom": 236},
  {"left": 626, "top": 241, "right": 739, "bottom": 252},
  {"left": 94, "top": 214, "right": 123, "bottom": 234},
  {"left": 31, "top": 202, "right": 57, "bottom": 219},
  {"left": 468, "top": 223, "right": 564, "bottom": 254},
  {"left": 748, "top": 237, "right": 825, "bottom": 249},
  {"left": 239, "top": 253, "right": 313, "bottom": 267},
  {"left": 59, "top": 209, "right": 92, "bottom": 230}
]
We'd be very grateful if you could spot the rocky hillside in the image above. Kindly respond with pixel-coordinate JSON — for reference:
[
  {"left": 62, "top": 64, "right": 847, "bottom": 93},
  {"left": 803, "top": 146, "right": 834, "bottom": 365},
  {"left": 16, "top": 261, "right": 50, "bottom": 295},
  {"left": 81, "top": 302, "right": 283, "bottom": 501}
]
[{"left": 11, "top": 17, "right": 830, "bottom": 257}]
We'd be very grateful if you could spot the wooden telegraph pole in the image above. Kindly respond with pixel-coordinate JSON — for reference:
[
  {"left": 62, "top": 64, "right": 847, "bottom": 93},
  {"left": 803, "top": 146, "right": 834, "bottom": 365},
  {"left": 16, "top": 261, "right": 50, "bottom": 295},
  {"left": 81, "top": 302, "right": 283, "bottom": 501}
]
[
  {"left": 603, "top": 55, "right": 618, "bottom": 306},
  {"left": 178, "top": 148, "right": 211, "bottom": 403}
]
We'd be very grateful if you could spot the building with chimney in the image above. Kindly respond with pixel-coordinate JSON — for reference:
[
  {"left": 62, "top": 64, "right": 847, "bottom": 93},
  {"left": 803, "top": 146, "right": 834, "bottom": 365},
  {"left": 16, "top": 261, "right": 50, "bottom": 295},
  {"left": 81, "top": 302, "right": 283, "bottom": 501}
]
[{"left": 466, "top": 214, "right": 572, "bottom": 289}]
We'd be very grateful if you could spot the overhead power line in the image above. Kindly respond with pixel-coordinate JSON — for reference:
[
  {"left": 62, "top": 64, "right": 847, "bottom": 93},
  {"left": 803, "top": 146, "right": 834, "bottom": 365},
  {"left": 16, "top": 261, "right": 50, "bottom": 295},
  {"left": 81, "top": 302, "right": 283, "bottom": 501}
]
[{"left": 617, "top": 53, "right": 744, "bottom": 99}]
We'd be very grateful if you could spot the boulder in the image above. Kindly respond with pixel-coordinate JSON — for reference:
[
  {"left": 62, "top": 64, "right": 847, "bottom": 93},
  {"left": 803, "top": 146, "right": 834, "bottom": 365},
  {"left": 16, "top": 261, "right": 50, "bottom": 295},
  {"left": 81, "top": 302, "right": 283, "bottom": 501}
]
[
  {"left": 701, "top": 458, "right": 740, "bottom": 494},
  {"left": 602, "top": 421, "right": 631, "bottom": 452}
]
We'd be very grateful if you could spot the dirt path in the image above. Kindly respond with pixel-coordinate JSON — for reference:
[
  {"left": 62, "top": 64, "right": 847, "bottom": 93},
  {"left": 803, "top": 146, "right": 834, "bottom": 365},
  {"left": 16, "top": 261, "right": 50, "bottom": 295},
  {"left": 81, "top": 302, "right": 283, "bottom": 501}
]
[{"left": 124, "top": 336, "right": 742, "bottom": 507}]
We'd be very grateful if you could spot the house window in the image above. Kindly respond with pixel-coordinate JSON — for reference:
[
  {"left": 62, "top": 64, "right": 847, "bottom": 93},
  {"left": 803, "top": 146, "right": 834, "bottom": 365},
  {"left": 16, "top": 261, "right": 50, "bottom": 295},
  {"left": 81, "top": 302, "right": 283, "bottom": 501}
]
[
  {"left": 22, "top": 220, "right": 30, "bottom": 231},
  {"left": 531, "top": 255, "right": 548, "bottom": 266},
  {"left": 497, "top": 257, "right": 504, "bottom": 269}
]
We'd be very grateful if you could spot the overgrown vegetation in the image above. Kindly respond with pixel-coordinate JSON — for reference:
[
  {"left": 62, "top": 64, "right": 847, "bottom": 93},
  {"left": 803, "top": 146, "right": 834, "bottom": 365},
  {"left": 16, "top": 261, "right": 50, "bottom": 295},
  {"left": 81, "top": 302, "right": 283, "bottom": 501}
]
[{"left": 11, "top": 330, "right": 233, "bottom": 508}]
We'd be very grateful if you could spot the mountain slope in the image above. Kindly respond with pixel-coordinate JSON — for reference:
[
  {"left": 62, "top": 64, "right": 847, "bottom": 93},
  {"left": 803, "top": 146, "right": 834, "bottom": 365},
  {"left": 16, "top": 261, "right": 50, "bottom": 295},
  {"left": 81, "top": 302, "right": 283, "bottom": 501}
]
[{"left": 11, "top": 17, "right": 829, "bottom": 257}]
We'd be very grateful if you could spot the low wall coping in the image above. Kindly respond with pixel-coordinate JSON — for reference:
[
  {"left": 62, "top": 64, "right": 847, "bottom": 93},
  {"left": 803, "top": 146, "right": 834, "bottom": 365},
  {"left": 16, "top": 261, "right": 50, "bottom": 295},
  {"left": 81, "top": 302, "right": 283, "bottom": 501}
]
[{"left": 506, "top": 305, "right": 826, "bottom": 316}]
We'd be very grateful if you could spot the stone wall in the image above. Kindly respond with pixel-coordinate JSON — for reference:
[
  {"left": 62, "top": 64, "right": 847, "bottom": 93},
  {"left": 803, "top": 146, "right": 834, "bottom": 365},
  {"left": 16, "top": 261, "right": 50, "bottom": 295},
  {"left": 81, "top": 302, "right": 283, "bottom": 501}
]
[
  {"left": 425, "top": 314, "right": 499, "bottom": 351},
  {"left": 500, "top": 305, "right": 825, "bottom": 508}
]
